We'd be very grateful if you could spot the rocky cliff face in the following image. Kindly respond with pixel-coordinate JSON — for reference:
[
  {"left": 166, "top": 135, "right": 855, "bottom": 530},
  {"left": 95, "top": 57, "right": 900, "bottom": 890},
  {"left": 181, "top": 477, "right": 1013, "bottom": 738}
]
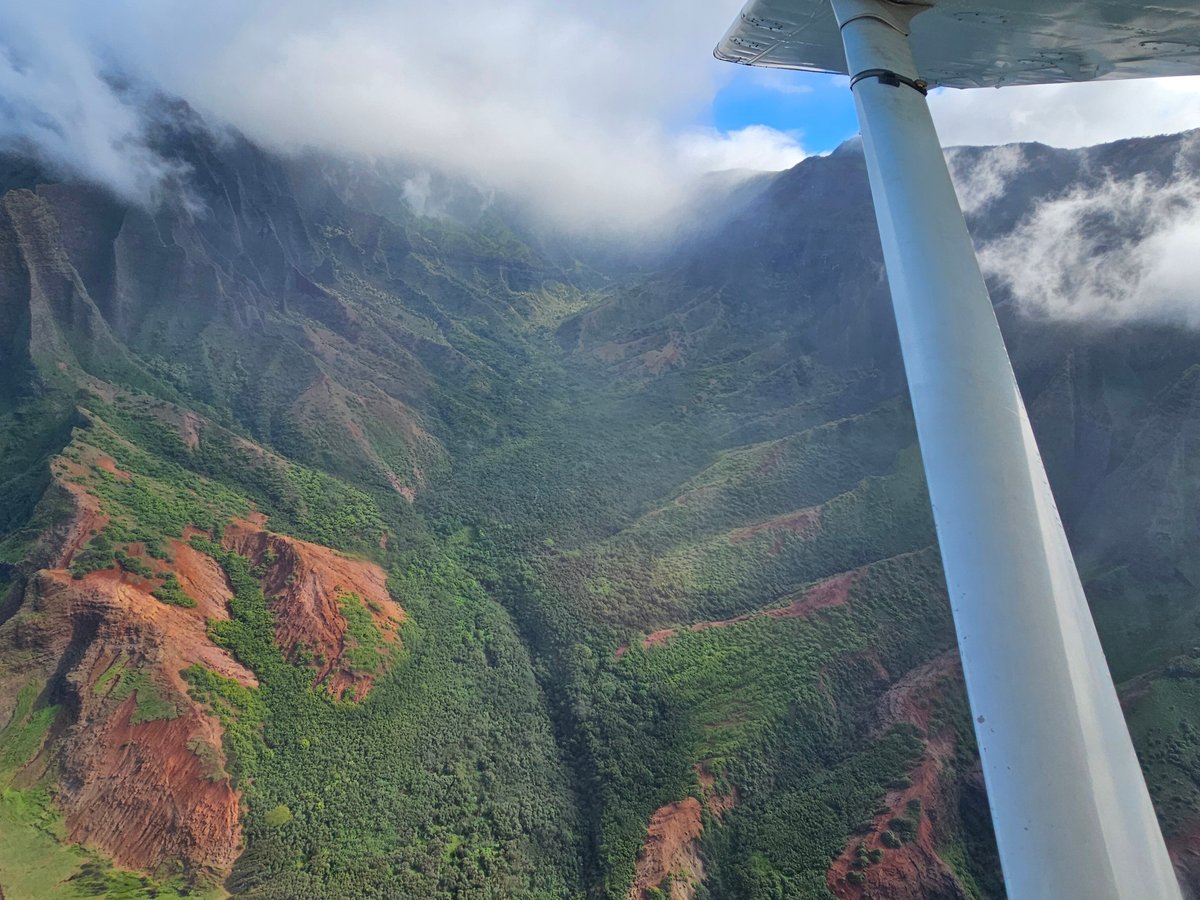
[
  {"left": 222, "top": 516, "right": 404, "bottom": 701},
  {"left": 0, "top": 392, "right": 407, "bottom": 884},
  {"left": 1, "top": 478, "right": 253, "bottom": 876}
]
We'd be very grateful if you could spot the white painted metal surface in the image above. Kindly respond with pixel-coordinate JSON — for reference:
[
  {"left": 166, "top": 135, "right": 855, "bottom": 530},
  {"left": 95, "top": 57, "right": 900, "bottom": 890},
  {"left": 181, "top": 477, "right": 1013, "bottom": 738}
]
[
  {"left": 716, "top": 0, "right": 1200, "bottom": 87},
  {"left": 832, "top": 4, "right": 1183, "bottom": 892},
  {"left": 712, "top": 0, "right": 1192, "bottom": 895}
]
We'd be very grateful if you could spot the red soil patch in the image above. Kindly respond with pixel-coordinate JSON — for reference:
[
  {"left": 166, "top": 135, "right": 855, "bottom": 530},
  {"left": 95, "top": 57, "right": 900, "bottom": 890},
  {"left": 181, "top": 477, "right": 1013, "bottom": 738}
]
[
  {"left": 827, "top": 732, "right": 964, "bottom": 899},
  {"left": 695, "top": 762, "right": 737, "bottom": 819},
  {"left": 383, "top": 470, "right": 416, "bottom": 501},
  {"left": 26, "top": 567, "right": 255, "bottom": 876},
  {"left": 623, "top": 571, "right": 860, "bottom": 658},
  {"left": 222, "top": 519, "right": 405, "bottom": 701},
  {"left": 642, "top": 628, "right": 678, "bottom": 650},
  {"left": 53, "top": 481, "right": 109, "bottom": 569},
  {"left": 95, "top": 455, "right": 131, "bottom": 480},
  {"left": 64, "top": 697, "right": 242, "bottom": 876},
  {"left": 688, "top": 570, "right": 859, "bottom": 636},
  {"left": 728, "top": 507, "right": 822, "bottom": 545},
  {"left": 180, "top": 412, "right": 202, "bottom": 450},
  {"left": 628, "top": 797, "right": 705, "bottom": 900},
  {"left": 641, "top": 340, "right": 683, "bottom": 376},
  {"left": 871, "top": 651, "right": 959, "bottom": 738},
  {"left": 826, "top": 650, "right": 968, "bottom": 899},
  {"left": 766, "top": 571, "right": 856, "bottom": 620},
  {"left": 0, "top": 462, "right": 259, "bottom": 877},
  {"left": 11, "top": 434, "right": 405, "bottom": 874},
  {"left": 46, "top": 568, "right": 255, "bottom": 695},
  {"left": 168, "top": 537, "right": 238, "bottom": 620}
]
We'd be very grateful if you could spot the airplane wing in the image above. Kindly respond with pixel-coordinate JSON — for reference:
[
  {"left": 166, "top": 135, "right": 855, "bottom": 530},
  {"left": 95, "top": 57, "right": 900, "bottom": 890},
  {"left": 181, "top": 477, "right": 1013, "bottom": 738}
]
[
  {"left": 715, "top": 0, "right": 1200, "bottom": 88},
  {"left": 714, "top": 0, "right": 1199, "bottom": 896}
]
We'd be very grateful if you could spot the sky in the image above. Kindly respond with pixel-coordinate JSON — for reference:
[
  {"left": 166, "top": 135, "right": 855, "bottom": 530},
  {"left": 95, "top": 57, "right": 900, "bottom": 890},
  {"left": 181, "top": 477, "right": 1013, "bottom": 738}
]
[{"left": 2, "top": 0, "right": 1200, "bottom": 230}]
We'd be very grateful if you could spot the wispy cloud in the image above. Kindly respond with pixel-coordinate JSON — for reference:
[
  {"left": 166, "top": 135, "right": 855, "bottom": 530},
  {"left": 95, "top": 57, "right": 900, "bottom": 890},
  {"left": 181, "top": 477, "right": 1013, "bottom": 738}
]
[
  {"left": 980, "top": 137, "right": 1200, "bottom": 328},
  {"left": 947, "top": 144, "right": 1025, "bottom": 216},
  {"left": 0, "top": 5, "right": 187, "bottom": 204},
  {"left": 0, "top": 0, "right": 807, "bottom": 229},
  {"left": 675, "top": 125, "right": 807, "bottom": 174},
  {"left": 3, "top": 1, "right": 1200, "bottom": 233},
  {"left": 931, "top": 76, "right": 1200, "bottom": 149}
]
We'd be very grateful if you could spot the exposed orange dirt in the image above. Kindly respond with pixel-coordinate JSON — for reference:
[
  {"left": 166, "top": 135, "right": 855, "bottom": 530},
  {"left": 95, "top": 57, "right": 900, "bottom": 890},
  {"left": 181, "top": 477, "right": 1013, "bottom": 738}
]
[
  {"left": 94, "top": 454, "right": 131, "bottom": 480},
  {"left": 692, "top": 570, "right": 858, "bottom": 633},
  {"left": 21, "top": 564, "right": 255, "bottom": 876},
  {"left": 695, "top": 762, "right": 737, "bottom": 819},
  {"left": 826, "top": 650, "right": 971, "bottom": 900},
  {"left": 171, "top": 531, "right": 239, "bottom": 615},
  {"left": 641, "top": 339, "right": 683, "bottom": 376},
  {"left": 1, "top": 442, "right": 408, "bottom": 877},
  {"left": 625, "top": 570, "right": 859, "bottom": 658},
  {"left": 728, "top": 507, "right": 822, "bottom": 544},
  {"left": 627, "top": 797, "right": 705, "bottom": 900},
  {"left": 53, "top": 480, "right": 109, "bottom": 569},
  {"left": 642, "top": 627, "right": 678, "bottom": 649},
  {"left": 222, "top": 518, "right": 405, "bottom": 700},
  {"left": 64, "top": 696, "right": 242, "bottom": 875}
]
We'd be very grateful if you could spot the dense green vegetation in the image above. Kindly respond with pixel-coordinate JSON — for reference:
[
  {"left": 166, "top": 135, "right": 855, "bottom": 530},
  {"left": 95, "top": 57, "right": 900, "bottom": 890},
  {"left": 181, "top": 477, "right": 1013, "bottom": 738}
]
[
  {"left": 1127, "top": 653, "right": 1200, "bottom": 837},
  {"left": 152, "top": 573, "right": 197, "bottom": 608},
  {"left": 337, "top": 592, "right": 388, "bottom": 674},
  {"left": 4, "top": 129, "right": 1200, "bottom": 900},
  {"left": 180, "top": 539, "right": 581, "bottom": 898},
  {"left": 108, "top": 668, "right": 181, "bottom": 724},
  {"left": 0, "top": 247, "right": 1005, "bottom": 899}
]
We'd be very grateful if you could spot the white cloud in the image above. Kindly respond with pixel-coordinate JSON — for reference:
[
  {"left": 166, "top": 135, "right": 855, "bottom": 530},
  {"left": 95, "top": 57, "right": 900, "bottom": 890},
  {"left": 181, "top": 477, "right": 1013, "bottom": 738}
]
[
  {"left": 676, "top": 125, "right": 807, "bottom": 174},
  {"left": 979, "top": 138, "right": 1200, "bottom": 328},
  {"left": 931, "top": 77, "right": 1200, "bottom": 149},
  {"left": 947, "top": 144, "right": 1026, "bottom": 216},
  {"left": 5, "top": 1, "right": 1200, "bottom": 232},
  {"left": 747, "top": 68, "right": 816, "bottom": 96},
  {"left": 0, "top": 5, "right": 186, "bottom": 204},
  {"left": 0, "top": 0, "right": 802, "bottom": 230}
]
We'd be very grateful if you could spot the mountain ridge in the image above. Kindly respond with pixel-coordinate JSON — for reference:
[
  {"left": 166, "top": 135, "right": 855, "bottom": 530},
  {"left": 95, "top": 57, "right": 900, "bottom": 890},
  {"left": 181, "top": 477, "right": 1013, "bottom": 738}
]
[{"left": 1, "top": 117, "right": 1199, "bottom": 898}]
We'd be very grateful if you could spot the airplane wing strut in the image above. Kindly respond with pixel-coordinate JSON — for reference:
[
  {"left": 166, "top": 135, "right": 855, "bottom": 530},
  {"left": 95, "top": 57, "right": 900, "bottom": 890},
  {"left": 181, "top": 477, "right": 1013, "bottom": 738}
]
[{"left": 715, "top": 1, "right": 1197, "bottom": 896}]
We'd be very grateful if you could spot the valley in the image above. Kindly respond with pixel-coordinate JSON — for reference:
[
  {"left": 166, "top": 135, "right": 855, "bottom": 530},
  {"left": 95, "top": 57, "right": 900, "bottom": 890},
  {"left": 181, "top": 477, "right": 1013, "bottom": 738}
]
[{"left": 1, "top": 119, "right": 1199, "bottom": 898}]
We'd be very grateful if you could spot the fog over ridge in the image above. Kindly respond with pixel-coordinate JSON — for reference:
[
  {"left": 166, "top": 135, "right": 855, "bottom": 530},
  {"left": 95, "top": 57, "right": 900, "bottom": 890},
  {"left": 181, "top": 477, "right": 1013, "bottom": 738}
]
[
  {"left": 0, "top": 0, "right": 810, "bottom": 230},
  {"left": 972, "top": 136, "right": 1200, "bottom": 329}
]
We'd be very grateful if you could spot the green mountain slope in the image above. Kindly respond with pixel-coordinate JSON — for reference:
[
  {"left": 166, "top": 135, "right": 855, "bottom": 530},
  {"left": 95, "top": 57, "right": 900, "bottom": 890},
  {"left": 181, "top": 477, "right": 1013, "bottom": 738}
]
[{"left": 1, "top": 118, "right": 1199, "bottom": 900}]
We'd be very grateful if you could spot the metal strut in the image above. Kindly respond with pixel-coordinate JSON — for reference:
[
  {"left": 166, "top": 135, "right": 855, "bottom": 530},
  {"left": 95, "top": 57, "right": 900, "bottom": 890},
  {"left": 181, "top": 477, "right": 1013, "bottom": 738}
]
[
  {"left": 827, "top": 0, "right": 1182, "bottom": 897},
  {"left": 848, "top": 67, "right": 928, "bottom": 94}
]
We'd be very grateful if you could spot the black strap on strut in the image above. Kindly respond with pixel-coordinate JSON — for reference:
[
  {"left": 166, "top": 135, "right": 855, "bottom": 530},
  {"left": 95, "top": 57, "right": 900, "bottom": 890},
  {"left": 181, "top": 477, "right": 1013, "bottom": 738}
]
[{"left": 850, "top": 68, "right": 929, "bottom": 96}]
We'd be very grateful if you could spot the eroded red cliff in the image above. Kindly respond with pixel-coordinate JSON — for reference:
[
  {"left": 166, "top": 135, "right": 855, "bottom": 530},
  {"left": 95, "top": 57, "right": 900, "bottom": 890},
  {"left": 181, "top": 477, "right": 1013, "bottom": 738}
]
[{"left": 222, "top": 516, "right": 404, "bottom": 700}]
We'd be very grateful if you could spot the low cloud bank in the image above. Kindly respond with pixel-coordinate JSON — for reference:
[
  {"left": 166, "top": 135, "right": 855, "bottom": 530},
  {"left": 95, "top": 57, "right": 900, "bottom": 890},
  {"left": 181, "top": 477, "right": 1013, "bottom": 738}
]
[
  {"left": 931, "top": 76, "right": 1200, "bottom": 150},
  {"left": 0, "top": 0, "right": 806, "bottom": 230},
  {"left": 979, "top": 140, "right": 1200, "bottom": 328}
]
